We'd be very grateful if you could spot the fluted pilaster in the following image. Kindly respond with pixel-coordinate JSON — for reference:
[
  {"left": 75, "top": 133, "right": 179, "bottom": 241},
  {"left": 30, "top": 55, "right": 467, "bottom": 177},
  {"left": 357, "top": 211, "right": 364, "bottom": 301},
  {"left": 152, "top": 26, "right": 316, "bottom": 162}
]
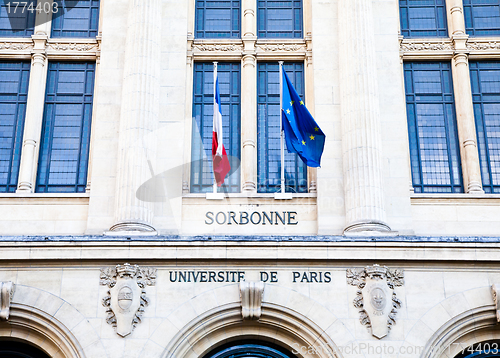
[
  {"left": 338, "top": 0, "right": 390, "bottom": 233},
  {"left": 110, "top": 0, "right": 161, "bottom": 232},
  {"left": 17, "top": 35, "right": 48, "bottom": 193}
]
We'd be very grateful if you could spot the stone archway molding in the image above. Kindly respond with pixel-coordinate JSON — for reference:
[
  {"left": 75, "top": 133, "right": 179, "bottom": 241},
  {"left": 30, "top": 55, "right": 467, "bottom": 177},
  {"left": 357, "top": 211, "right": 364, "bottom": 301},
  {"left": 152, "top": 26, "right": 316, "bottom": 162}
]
[
  {"left": 149, "top": 283, "right": 354, "bottom": 358},
  {"left": 400, "top": 286, "right": 497, "bottom": 358},
  {"left": 0, "top": 284, "right": 107, "bottom": 358}
]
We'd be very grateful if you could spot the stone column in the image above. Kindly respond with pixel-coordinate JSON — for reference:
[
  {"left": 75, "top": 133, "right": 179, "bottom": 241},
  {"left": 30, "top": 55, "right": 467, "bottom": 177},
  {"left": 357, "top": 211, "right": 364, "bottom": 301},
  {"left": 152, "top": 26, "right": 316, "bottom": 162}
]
[
  {"left": 447, "top": 0, "right": 484, "bottom": 193},
  {"left": 338, "top": 0, "right": 390, "bottom": 233},
  {"left": 109, "top": 0, "right": 161, "bottom": 233},
  {"left": 16, "top": 35, "right": 48, "bottom": 193},
  {"left": 241, "top": 0, "right": 257, "bottom": 192}
]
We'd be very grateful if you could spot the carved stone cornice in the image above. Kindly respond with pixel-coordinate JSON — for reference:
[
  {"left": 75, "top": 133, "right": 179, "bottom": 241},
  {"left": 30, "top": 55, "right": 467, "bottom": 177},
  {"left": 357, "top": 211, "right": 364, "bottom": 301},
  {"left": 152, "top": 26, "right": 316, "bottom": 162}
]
[{"left": 400, "top": 37, "right": 500, "bottom": 59}]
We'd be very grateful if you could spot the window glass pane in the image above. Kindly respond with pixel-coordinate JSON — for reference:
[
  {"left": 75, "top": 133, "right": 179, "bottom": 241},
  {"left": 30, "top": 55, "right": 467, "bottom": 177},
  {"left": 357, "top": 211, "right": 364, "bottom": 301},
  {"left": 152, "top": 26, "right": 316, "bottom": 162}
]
[
  {"left": 191, "top": 63, "right": 241, "bottom": 193},
  {"left": 464, "top": 0, "right": 500, "bottom": 36},
  {"left": 399, "top": 0, "right": 448, "bottom": 37},
  {"left": 0, "top": 0, "right": 36, "bottom": 37},
  {"left": 257, "top": 62, "right": 307, "bottom": 193},
  {"left": 51, "top": 0, "right": 100, "bottom": 38},
  {"left": 257, "top": 0, "right": 303, "bottom": 38},
  {"left": 403, "top": 62, "right": 463, "bottom": 193},
  {"left": 0, "top": 62, "right": 30, "bottom": 193},
  {"left": 36, "top": 62, "right": 95, "bottom": 193},
  {"left": 470, "top": 61, "right": 500, "bottom": 193},
  {"left": 195, "top": 0, "right": 240, "bottom": 38}
]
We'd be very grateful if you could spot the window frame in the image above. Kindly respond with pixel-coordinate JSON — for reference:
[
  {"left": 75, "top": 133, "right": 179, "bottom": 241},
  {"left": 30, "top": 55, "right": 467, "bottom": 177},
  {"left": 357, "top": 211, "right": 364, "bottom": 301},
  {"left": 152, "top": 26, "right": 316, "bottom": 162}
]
[
  {"left": 404, "top": 61, "right": 464, "bottom": 194},
  {"left": 35, "top": 62, "right": 96, "bottom": 194},
  {"left": 257, "top": 0, "right": 303, "bottom": 38},
  {"left": 0, "top": 61, "right": 30, "bottom": 193},
  {"left": 190, "top": 62, "right": 241, "bottom": 194},
  {"left": 399, "top": 0, "right": 448, "bottom": 38},
  {"left": 257, "top": 61, "right": 308, "bottom": 194}
]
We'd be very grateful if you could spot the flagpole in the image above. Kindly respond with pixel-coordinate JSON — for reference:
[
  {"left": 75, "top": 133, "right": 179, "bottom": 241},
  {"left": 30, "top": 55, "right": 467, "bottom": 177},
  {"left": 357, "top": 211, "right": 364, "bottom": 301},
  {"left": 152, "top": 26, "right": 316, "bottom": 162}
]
[
  {"left": 279, "top": 61, "right": 285, "bottom": 194},
  {"left": 213, "top": 61, "right": 218, "bottom": 194}
]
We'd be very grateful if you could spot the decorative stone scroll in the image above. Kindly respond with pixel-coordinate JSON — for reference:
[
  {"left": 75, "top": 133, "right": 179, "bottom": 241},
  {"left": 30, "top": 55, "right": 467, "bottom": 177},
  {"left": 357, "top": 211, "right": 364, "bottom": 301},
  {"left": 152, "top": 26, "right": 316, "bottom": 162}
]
[
  {"left": 0, "top": 42, "right": 33, "bottom": 51},
  {"left": 346, "top": 265, "right": 404, "bottom": 339},
  {"left": 256, "top": 43, "right": 306, "bottom": 52},
  {"left": 0, "top": 282, "right": 14, "bottom": 321},
  {"left": 491, "top": 284, "right": 500, "bottom": 322},
  {"left": 48, "top": 43, "right": 98, "bottom": 52},
  {"left": 240, "top": 281, "right": 264, "bottom": 320},
  {"left": 466, "top": 41, "right": 500, "bottom": 51},
  {"left": 100, "top": 263, "right": 157, "bottom": 337},
  {"left": 193, "top": 44, "right": 243, "bottom": 52},
  {"left": 400, "top": 41, "right": 455, "bottom": 52}
]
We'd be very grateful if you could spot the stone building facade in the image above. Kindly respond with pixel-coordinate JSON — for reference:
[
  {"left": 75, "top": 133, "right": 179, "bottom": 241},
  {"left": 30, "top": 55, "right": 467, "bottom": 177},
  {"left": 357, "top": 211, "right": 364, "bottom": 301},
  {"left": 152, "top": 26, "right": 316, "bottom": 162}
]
[{"left": 0, "top": 0, "right": 499, "bottom": 357}]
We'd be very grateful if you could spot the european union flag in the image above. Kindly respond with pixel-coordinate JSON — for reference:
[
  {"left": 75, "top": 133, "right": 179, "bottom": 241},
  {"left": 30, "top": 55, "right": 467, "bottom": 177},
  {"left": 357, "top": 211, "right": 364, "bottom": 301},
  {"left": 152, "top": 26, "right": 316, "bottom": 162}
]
[{"left": 281, "top": 69, "right": 325, "bottom": 167}]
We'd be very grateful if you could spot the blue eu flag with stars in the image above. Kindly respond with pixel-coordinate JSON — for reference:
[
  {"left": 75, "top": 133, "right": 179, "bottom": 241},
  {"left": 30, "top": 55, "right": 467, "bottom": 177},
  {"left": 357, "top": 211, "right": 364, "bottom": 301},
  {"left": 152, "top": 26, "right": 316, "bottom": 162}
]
[{"left": 281, "top": 69, "right": 325, "bottom": 167}]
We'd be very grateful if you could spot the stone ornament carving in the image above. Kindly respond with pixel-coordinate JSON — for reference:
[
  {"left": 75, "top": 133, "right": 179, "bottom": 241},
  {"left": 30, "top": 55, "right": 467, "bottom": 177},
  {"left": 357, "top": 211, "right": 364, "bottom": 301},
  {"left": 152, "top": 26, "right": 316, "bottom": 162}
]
[
  {"left": 193, "top": 44, "right": 243, "bottom": 52},
  {"left": 240, "top": 281, "right": 264, "bottom": 320},
  {"left": 0, "top": 281, "right": 15, "bottom": 321},
  {"left": 0, "top": 42, "right": 33, "bottom": 51},
  {"left": 491, "top": 284, "right": 500, "bottom": 322},
  {"left": 400, "top": 41, "right": 454, "bottom": 52},
  {"left": 256, "top": 44, "right": 306, "bottom": 52},
  {"left": 347, "top": 265, "right": 404, "bottom": 339},
  {"left": 467, "top": 41, "right": 500, "bottom": 51},
  {"left": 48, "top": 43, "right": 98, "bottom": 52},
  {"left": 100, "top": 263, "right": 156, "bottom": 337}
]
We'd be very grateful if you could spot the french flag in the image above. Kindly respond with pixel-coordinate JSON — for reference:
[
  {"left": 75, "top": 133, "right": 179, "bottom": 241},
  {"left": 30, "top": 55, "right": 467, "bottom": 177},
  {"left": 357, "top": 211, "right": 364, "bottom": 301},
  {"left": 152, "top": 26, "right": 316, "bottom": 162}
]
[{"left": 212, "top": 64, "right": 231, "bottom": 186}]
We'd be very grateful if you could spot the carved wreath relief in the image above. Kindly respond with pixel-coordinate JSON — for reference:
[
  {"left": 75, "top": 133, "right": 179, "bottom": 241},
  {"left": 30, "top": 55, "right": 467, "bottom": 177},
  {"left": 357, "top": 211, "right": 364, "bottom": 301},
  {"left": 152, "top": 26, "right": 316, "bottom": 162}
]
[
  {"left": 346, "top": 265, "right": 404, "bottom": 339},
  {"left": 100, "top": 263, "right": 156, "bottom": 337}
]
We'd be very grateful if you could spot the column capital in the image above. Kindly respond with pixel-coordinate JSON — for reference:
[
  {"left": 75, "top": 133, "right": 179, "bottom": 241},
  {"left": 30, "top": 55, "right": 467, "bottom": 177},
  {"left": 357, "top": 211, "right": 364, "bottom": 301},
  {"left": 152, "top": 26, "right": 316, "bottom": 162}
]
[
  {"left": 453, "top": 52, "right": 469, "bottom": 65},
  {"left": 242, "top": 54, "right": 256, "bottom": 67}
]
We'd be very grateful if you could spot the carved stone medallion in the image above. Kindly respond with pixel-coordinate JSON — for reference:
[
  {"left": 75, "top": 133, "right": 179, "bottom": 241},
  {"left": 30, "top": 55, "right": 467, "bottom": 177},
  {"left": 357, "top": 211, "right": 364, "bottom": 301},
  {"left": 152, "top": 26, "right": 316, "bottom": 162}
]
[
  {"left": 100, "top": 263, "right": 156, "bottom": 337},
  {"left": 347, "top": 264, "right": 404, "bottom": 339}
]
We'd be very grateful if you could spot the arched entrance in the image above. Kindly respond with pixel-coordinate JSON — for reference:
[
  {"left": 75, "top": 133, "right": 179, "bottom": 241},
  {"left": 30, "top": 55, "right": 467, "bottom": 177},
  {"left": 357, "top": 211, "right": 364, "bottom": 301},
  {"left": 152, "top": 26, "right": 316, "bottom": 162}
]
[
  {"left": 0, "top": 340, "right": 52, "bottom": 358},
  {"left": 203, "top": 341, "right": 298, "bottom": 358}
]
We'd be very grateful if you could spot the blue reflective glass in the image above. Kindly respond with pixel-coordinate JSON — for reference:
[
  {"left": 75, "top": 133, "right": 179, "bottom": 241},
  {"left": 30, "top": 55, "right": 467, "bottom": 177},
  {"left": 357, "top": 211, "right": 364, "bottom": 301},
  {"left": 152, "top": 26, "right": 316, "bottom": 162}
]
[
  {"left": 399, "top": 0, "right": 448, "bottom": 37},
  {"left": 195, "top": 0, "right": 240, "bottom": 38},
  {"left": 0, "top": 0, "right": 36, "bottom": 37},
  {"left": 470, "top": 61, "right": 500, "bottom": 193},
  {"left": 404, "top": 62, "right": 463, "bottom": 193},
  {"left": 51, "top": 0, "right": 100, "bottom": 38},
  {"left": 257, "top": 62, "right": 307, "bottom": 193},
  {"left": 36, "top": 62, "right": 95, "bottom": 193},
  {"left": 191, "top": 62, "right": 240, "bottom": 193},
  {"left": 464, "top": 0, "right": 500, "bottom": 36},
  {"left": 257, "top": 0, "right": 302, "bottom": 38},
  {"left": 0, "top": 62, "right": 29, "bottom": 193}
]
